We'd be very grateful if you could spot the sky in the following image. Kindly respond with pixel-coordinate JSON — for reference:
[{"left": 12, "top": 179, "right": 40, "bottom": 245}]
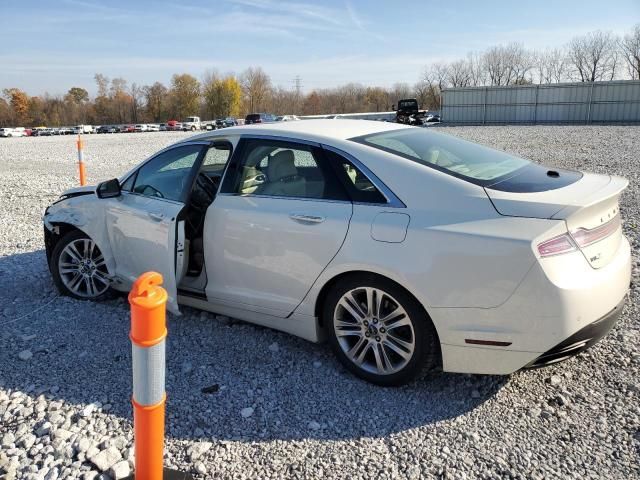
[{"left": 1, "top": 0, "right": 638, "bottom": 96}]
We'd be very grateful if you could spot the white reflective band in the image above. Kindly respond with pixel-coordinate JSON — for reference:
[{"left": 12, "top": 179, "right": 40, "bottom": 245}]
[
  {"left": 132, "top": 340, "right": 165, "bottom": 406},
  {"left": 77, "top": 150, "right": 84, "bottom": 162}
]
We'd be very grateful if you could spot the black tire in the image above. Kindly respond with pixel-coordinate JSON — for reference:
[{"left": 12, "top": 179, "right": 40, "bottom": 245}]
[
  {"left": 324, "top": 273, "right": 440, "bottom": 386},
  {"left": 50, "top": 230, "right": 113, "bottom": 301}
]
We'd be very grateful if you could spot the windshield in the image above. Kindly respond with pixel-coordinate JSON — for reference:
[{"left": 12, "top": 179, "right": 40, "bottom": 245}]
[{"left": 351, "top": 128, "right": 530, "bottom": 185}]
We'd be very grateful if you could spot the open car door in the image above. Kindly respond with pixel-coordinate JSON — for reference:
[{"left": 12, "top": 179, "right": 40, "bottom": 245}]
[{"left": 105, "top": 143, "right": 208, "bottom": 312}]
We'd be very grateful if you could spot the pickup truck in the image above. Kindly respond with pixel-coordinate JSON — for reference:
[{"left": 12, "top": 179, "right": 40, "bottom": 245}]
[
  {"left": 181, "top": 116, "right": 202, "bottom": 131},
  {"left": 394, "top": 98, "right": 428, "bottom": 126}
]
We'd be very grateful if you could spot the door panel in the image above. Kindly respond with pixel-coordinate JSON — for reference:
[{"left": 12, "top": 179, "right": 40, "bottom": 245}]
[
  {"left": 106, "top": 193, "right": 184, "bottom": 312},
  {"left": 204, "top": 195, "right": 352, "bottom": 315}
]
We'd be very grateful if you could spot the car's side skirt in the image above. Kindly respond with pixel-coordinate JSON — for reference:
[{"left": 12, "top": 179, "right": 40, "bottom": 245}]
[{"left": 177, "top": 295, "right": 322, "bottom": 343}]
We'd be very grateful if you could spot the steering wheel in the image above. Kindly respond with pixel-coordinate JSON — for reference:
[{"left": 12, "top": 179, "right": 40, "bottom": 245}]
[
  {"left": 190, "top": 172, "right": 217, "bottom": 212},
  {"left": 140, "top": 185, "right": 164, "bottom": 198}
]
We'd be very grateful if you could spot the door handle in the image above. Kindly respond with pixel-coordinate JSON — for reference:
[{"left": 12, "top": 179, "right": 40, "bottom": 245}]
[
  {"left": 289, "top": 213, "right": 325, "bottom": 224},
  {"left": 148, "top": 212, "right": 165, "bottom": 222}
]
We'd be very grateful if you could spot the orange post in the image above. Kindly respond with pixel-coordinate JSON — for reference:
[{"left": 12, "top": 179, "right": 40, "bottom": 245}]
[
  {"left": 76, "top": 134, "right": 87, "bottom": 186},
  {"left": 127, "top": 273, "right": 191, "bottom": 480}
]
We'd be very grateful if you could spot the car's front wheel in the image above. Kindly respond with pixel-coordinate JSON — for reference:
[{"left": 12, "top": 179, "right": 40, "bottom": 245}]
[
  {"left": 51, "top": 230, "right": 112, "bottom": 300},
  {"left": 325, "top": 274, "right": 440, "bottom": 386}
]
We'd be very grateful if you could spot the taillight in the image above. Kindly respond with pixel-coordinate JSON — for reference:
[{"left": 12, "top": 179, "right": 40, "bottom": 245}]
[
  {"left": 537, "top": 234, "right": 576, "bottom": 257},
  {"left": 571, "top": 215, "right": 620, "bottom": 248},
  {"left": 537, "top": 215, "right": 620, "bottom": 258}
]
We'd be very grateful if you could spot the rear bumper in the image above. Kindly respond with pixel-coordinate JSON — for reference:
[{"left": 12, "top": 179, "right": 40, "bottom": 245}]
[
  {"left": 436, "top": 234, "right": 630, "bottom": 375},
  {"left": 525, "top": 297, "right": 624, "bottom": 368}
]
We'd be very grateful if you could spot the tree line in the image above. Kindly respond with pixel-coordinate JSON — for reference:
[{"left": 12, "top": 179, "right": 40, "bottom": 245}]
[{"left": 1, "top": 25, "right": 638, "bottom": 127}]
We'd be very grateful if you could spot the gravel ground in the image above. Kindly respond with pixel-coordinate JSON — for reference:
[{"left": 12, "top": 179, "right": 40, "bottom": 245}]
[{"left": 0, "top": 127, "right": 639, "bottom": 480}]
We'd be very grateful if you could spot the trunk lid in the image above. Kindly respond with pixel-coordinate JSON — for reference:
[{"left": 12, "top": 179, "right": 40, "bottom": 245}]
[{"left": 486, "top": 173, "right": 628, "bottom": 268}]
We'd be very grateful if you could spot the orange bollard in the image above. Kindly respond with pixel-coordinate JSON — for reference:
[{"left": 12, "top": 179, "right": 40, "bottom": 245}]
[
  {"left": 76, "top": 134, "right": 87, "bottom": 186},
  {"left": 126, "top": 272, "right": 192, "bottom": 480}
]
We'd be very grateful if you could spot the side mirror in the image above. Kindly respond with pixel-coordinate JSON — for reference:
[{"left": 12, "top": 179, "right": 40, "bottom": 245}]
[{"left": 96, "top": 178, "right": 121, "bottom": 198}]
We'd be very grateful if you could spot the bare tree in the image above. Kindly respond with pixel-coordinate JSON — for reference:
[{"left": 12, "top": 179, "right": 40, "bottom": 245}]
[
  {"left": 620, "top": 24, "right": 640, "bottom": 79},
  {"left": 240, "top": 67, "right": 272, "bottom": 113},
  {"left": 467, "top": 52, "right": 487, "bottom": 86},
  {"left": 535, "top": 48, "right": 569, "bottom": 84},
  {"left": 567, "top": 31, "right": 619, "bottom": 82},
  {"left": 483, "top": 43, "right": 533, "bottom": 85},
  {"left": 447, "top": 59, "right": 472, "bottom": 87}
]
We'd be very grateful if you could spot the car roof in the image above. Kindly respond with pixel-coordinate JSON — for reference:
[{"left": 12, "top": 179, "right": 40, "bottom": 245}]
[{"left": 191, "top": 119, "right": 412, "bottom": 144}]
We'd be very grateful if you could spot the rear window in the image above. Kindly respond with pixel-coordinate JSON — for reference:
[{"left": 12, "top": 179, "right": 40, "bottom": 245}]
[{"left": 351, "top": 128, "right": 530, "bottom": 186}]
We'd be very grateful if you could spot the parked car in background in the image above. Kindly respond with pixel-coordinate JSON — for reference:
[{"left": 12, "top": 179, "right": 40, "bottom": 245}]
[
  {"left": 59, "top": 127, "right": 73, "bottom": 135},
  {"left": 0, "top": 128, "right": 14, "bottom": 137},
  {"left": 97, "top": 125, "right": 118, "bottom": 134},
  {"left": 73, "top": 125, "right": 94, "bottom": 134},
  {"left": 134, "top": 124, "right": 148, "bottom": 132},
  {"left": 223, "top": 117, "right": 238, "bottom": 127},
  {"left": 244, "top": 113, "right": 276, "bottom": 124},
  {"left": 395, "top": 98, "right": 428, "bottom": 125},
  {"left": 276, "top": 115, "right": 301, "bottom": 122},
  {"left": 159, "top": 123, "right": 167, "bottom": 131},
  {"left": 182, "top": 116, "right": 201, "bottom": 131},
  {"left": 424, "top": 113, "right": 441, "bottom": 123},
  {"left": 147, "top": 124, "right": 160, "bottom": 132},
  {"left": 166, "top": 120, "right": 181, "bottom": 131},
  {"left": 40, "top": 128, "right": 54, "bottom": 136}
]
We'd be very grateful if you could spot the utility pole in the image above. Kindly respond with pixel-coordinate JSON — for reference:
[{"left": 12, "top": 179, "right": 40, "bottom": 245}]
[{"left": 293, "top": 76, "right": 302, "bottom": 97}]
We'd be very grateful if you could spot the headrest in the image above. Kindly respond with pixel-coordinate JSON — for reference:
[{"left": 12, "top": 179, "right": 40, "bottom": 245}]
[{"left": 267, "top": 150, "right": 297, "bottom": 181}]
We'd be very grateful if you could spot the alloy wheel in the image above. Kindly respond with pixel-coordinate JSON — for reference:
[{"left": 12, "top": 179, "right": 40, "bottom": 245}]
[
  {"left": 58, "top": 238, "right": 110, "bottom": 298},
  {"left": 333, "top": 287, "right": 415, "bottom": 375}
]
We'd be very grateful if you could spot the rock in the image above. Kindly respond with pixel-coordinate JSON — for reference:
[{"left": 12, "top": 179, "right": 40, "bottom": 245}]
[
  {"left": 308, "top": 421, "right": 321, "bottom": 431},
  {"left": 80, "top": 403, "right": 99, "bottom": 418},
  {"left": 36, "top": 421, "right": 52, "bottom": 437},
  {"left": 74, "top": 437, "right": 92, "bottom": 453},
  {"left": 18, "top": 349, "right": 33, "bottom": 361},
  {"left": 1, "top": 432, "right": 15, "bottom": 447},
  {"left": 53, "top": 428, "right": 73, "bottom": 441},
  {"left": 20, "top": 334, "right": 37, "bottom": 341},
  {"left": 109, "top": 460, "right": 131, "bottom": 480},
  {"left": 187, "top": 442, "right": 211, "bottom": 461},
  {"left": 313, "top": 361, "right": 322, "bottom": 368},
  {"left": 240, "top": 407, "right": 254, "bottom": 418},
  {"left": 44, "top": 467, "right": 59, "bottom": 480},
  {"left": 181, "top": 361, "right": 193, "bottom": 374},
  {"left": 89, "top": 446, "right": 122, "bottom": 472},
  {"left": 17, "top": 433, "right": 36, "bottom": 449},
  {"left": 194, "top": 461, "right": 207, "bottom": 475},
  {"left": 547, "top": 375, "right": 562, "bottom": 386},
  {"left": 201, "top": 384, "right": 219, "bottom": 394},
  {"left": 49, "top": 386, "right": 60, "bottom": 394},
  {"left": 268, "top": 342, "right": 279, "bottom": 352},
  {"left": 471, "top": 389, "right": 480, "bottom": 399}
]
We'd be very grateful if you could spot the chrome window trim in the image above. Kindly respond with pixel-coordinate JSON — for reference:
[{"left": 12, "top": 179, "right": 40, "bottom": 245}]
[
  {"left": 216, "top": 192, "right": 351, "bottom": 205},
  {"left": 321, "top": 144, "right": 406, "bottom": 208}
]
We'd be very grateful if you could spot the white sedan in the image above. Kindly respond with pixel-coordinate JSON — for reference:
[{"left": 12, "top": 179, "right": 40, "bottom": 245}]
[{"left": 43, "top": 120, "right": 631, "bottom": 385}]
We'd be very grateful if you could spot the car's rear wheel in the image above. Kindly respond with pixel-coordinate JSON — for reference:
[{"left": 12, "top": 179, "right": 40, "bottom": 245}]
[
  {"left": 325, "top": 274, "right": 440, "bottom": 386},
  {"left": 51, "top": 230, "right": 112, "bottom": 300}
]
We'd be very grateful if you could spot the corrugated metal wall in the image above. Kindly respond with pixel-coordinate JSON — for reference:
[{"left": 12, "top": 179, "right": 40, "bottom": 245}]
[{"left": 442, "top": 80, "right": 640, "bottom": 124}]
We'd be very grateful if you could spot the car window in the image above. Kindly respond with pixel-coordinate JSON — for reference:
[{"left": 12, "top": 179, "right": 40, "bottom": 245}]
[
  {"left": 223, "top": 139, "right": 347, "bottom": 201},
  {"left": 132, "top": 144, "right": 204, "bottom": 202},
  {"left": 351, "top": 128, "right": 530, "bottom": 186},
  {"left": 323, "top": 149, "right": 387, "bottom": 204}
]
